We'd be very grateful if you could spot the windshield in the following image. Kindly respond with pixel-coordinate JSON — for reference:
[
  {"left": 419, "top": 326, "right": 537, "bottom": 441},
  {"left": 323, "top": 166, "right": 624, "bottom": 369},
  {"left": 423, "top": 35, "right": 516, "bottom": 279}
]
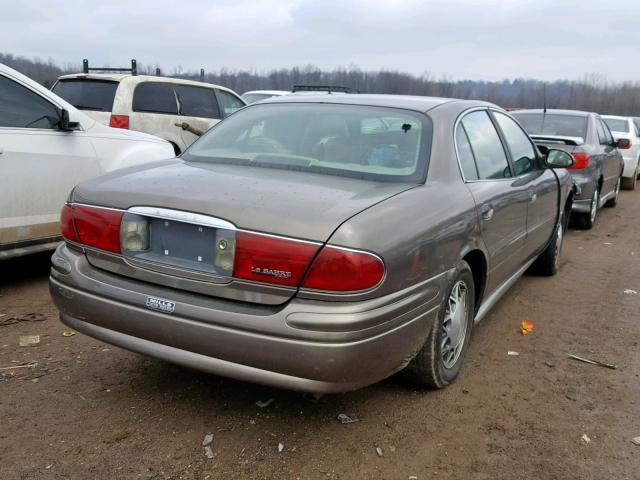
[
  {"left": 52, "top": 79, "right": 118, "bottom": 112},
  {"left": 242, "top": 93, "right": 279, "bottom": 104},
  {"left": 183, "top": 103, "right": 430, "bottom": 182},
  {"left": 603, "top": 117, "right": 629, "bottom": 133},
  {"left": 512, "top": 113, "right": 588, "bottom": 139}
]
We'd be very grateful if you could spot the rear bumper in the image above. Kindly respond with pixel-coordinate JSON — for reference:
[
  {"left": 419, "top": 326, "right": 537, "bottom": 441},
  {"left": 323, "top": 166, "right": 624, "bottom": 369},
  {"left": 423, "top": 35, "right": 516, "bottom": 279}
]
[
  {"left": 49, "top": 244, "right": 446, "bottom": 393},
  {"left": 570, "top": 174, "right": 596, "bottom": 212},
  {"left": 622, "top": 155, "right": 639, "bottom": 178}
]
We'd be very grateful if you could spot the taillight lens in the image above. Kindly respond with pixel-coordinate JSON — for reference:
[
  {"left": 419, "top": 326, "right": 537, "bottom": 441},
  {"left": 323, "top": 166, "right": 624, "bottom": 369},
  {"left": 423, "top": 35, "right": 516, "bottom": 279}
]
[
  {"left": 233, "top": 231, "right": 320, "bottom": 286},
  {"left": 109, "top": 115, "right": 129, "bottom": 129},
  {"left": 62, "top": 205, "right": 124, "bottom": 253},
  {"left": 301, "top": 246, "right": 385, "bottom": 292},
  {"left": 60, "top": 204, "right": 79, "bottom": 242},
  {"left": 616, "top": 139, "right": 631, "bottom": 149},
  {"left": 569, "top": 152, "right": 591, "bottom": 170}
]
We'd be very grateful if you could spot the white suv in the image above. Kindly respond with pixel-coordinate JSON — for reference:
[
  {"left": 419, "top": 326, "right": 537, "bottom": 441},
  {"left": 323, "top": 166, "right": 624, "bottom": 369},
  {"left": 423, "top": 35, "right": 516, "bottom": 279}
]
[
  {"left": 602, "top": 115, "right": 640, "bottom": 190},
  {"left": 52, "top": 67, "right": 246, "bottom": 155},
  {"left": 0, "top": 63, "right": 174, "bottom": 260}
]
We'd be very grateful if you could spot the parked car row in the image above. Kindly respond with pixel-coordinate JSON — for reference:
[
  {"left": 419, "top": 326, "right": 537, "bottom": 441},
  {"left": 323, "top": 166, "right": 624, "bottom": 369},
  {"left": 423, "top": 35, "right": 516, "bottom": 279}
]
[{"left": 1, "top": 60, "right": 635, "bottom": 394}]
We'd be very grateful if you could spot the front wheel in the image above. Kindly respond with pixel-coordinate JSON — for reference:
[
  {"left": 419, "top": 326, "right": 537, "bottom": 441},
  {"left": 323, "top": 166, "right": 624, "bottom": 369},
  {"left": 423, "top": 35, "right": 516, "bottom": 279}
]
[{"left": 404, "top": 261, "right": 475, "bottom": 388}]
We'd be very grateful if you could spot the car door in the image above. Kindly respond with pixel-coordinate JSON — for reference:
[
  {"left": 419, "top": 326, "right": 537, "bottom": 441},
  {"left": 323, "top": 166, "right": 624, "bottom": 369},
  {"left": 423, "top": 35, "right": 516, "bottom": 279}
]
[
  {"left": 0, "top": 73, "right": 100, "bottom": 249},
  {"left": 492, "top": 111, "right": 558, "bottom": 259},
  {"left": 456, "top": 110, "right": 529, "bottom": 293},
  {"left": 594, "top": 116, "right": 619, "bottom": 196}
]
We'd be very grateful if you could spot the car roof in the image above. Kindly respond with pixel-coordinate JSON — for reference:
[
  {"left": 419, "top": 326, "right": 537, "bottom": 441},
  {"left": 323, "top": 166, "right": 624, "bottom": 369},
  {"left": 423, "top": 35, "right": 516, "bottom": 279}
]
[
  {"left": 243, "top": 90, "right": 289, "bottom": 96},
  {"left": 56, "top": 73, "right": 239, "bottom": 95},
  {"left": 259, "top": 93, "right": 489, "bottom": 113},
  {"left": 601, "top": 115, "right": 630, "bottom": 121},
  {"left": 512, "top": 108, "right": 592, "bottom": 117}
]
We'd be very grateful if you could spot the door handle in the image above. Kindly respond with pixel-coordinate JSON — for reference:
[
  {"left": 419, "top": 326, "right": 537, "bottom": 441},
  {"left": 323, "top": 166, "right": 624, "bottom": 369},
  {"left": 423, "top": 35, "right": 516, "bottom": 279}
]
[{"left": 481, "top": 204, "right": 494, "bottom": 221}]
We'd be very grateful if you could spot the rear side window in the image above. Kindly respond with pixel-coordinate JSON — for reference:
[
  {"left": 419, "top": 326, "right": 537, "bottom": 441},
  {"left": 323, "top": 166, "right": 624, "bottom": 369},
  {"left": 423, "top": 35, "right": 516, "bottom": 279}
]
[
  {"left": 598, "top": 118, "right": 613, "bottom": 144},
  {"left": 494, "top": 112, "right": 537, "bottom": 175},
  {"left": 461, "top": 111, "right": 511, "bottom": 180},
  {"left": 52, "top": 79, "right": 118, "bottom": 112},
  {"left": 603, "top": 117, "right": 629, "bottom": 133},
  {"left": 133, "top": 82, "right": 178, "bottom": 114},
  {"left": 455, "top": 124, "right": 479, "bottom": 180},
  {"left": 0, "top": 75, "right": 60, "bottom": 129},
  {"left": 216, "top": 90, "right": 244, "bottom": 117},
  {"left": 175, "top": 85, "right": 220, "bottom": 119}
]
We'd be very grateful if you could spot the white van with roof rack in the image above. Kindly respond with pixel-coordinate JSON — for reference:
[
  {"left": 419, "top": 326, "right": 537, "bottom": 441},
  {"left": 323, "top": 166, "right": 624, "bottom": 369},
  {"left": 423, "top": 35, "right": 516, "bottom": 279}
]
[{"left": 52, "top": 59, "right": 246, "bottom": 155}]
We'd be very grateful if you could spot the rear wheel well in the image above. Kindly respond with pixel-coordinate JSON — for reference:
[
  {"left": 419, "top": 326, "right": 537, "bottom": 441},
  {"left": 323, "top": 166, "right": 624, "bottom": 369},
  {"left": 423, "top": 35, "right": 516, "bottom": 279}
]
[
  {"left": 597, "top": 175, "right": 604, "bottom": 192},
  {"left": 462, "top": 250, "right": 486, "bottom": 313}
]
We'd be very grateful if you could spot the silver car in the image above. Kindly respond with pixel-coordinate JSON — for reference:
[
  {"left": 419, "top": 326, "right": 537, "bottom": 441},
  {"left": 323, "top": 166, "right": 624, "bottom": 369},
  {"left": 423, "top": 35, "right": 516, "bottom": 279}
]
[{"left": 50, "top": 95, "right": 574, "bottom": 393}]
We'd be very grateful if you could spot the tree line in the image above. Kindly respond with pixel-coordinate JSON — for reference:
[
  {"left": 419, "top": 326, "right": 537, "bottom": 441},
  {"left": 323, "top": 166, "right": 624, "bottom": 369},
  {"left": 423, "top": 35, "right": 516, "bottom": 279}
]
[{"left": 3, "top": 53, "right": 640, "bottom": 116}]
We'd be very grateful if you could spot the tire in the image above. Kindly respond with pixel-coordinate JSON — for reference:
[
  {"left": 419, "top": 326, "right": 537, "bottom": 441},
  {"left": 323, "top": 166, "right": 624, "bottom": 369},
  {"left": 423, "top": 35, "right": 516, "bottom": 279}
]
[
  {"left": 573, "top": 187, "right": 599, "bottom": 230},
  {"left": 622, "top": 163, "right": 638, "bottom": 190},
  {"left": 605, "top": 176, "right": 621, "bottom": 207},
  {"left": 404, "top": 261, "right": 475, "bottom": 388},
  {"left": 532, "top": 208, "right": 565, "bottom": 276}
]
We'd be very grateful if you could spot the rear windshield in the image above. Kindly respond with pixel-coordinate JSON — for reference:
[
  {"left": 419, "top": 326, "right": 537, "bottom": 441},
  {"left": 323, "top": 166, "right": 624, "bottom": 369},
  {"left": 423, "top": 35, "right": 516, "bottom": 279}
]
[
  {"left": 512, "top": 113, "right": 588, "bottom": 139},
  {"left": 52, "top": 79, "right": 118, "bottom": 112},
  {"left": 603, "top": 118, "right": 629, "bottom": 133},
  {"left": 183, "top": 103, "right": 430, "bottom": 182}
]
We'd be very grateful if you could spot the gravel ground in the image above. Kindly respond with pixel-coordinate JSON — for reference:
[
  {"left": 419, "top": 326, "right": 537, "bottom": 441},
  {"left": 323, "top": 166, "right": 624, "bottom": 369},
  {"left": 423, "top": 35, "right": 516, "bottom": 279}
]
[{"left": 1, "top": 190, "right": 639, "bottom": 480}]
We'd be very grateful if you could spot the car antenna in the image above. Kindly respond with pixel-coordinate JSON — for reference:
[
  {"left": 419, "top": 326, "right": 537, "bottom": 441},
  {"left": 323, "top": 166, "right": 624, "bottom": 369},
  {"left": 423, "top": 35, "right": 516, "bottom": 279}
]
[{"left": 543, "top": 84, "right": 547, "bottom": 114}]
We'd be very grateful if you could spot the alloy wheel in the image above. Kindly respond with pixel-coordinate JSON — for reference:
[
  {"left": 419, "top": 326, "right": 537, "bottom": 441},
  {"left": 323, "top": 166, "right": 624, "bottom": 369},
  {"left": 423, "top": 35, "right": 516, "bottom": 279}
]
[
  {"left": 441, "top": 280, "right": 469, "bottom": 369},
  {"left": 590, "top": 189, "right": 599, "bottom": 224}
]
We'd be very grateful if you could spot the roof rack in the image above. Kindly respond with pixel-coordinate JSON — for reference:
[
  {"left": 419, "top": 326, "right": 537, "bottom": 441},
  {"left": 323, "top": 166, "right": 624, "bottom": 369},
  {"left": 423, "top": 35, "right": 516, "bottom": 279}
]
[
  {"left": 291, "top": 85, "right": 359, "bottom": 94},
  {"left": 82, "top": 58, "right": 137, "bottom": 76}
]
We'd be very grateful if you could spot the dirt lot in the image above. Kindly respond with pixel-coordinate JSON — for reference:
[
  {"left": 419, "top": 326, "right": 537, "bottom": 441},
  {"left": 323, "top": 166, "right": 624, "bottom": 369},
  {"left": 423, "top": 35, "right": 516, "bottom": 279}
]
[{"left": 1, "top": 192, "right": 639, "bottom": 480}]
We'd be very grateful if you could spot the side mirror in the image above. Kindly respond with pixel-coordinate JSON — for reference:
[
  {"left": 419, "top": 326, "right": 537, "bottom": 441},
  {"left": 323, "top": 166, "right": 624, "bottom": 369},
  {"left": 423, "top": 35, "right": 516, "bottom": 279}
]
[
  {"left": 545, "top": 149, "right": 574, "bottom": 168},
  {"left": 615, "top": 138, "right": 631, "bottom": 149},
  {"left": 59, "top": 109, "right": 80, "bottom": 131}
]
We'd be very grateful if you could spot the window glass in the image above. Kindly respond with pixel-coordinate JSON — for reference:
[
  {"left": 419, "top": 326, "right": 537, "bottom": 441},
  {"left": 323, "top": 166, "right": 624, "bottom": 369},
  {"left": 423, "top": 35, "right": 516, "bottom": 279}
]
[
  {"left": 598, "top": 119, "right": 613, "bottom": 144},
  {"left": 461, "top": 111, "right": 511, "bottom": 180},
  {"left": 175, "top": 85, "right": 220, "bottom": 119},
  {"left": 0, "top": 75, "right": 60, "bottom": 129},
  {"left": 595, "top": 119, "right": 608, "bottom": 144},
  {"left": 132, "top": 82, "right": 178, "bottom": 114},
  {"left": 183, "top": 103, "right": 429, "bottom": 182},
  {"left": 52, "top": 80, "right": 117, "bottom": 112},
  {"left": 603, "top": 117, "right": 629, "bottom": 133},
  {"left": 242, "top": 93, "right": 276, "bottom": 104},
  {"left": 512, "top": 113, "right": 588, "bottom": 140},
  {"left": 216, "top": 90, "right": 245, "bottom": 117},
  {"left": 494, "top": 112, "right": 537, "bottom": 175},
  {"left": 455, "top": 123, "right": 478, "bottom": 180}
]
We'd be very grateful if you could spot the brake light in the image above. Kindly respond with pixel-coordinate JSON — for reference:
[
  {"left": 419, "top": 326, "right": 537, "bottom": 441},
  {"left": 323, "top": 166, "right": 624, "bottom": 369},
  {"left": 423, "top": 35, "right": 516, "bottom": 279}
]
[
  {"left": 109, "top": 115, "right": 129, "bottom": 129},
  {"left": 569, "top": 152, "right": 590, "bottom": 170},
  {"left": 302, "top": 246, "right": 385, "bottom": 292},
  {"left": 60, "top": 204, "right": 79, "bottom": 242},
  {"left": 616, "top": 139, "right": 631, "bottom": 149},
  {"left": 60, "top": 204, "right": 123, "bottom": 253},
  {"left": 233, "top": 231, "right": 320, "bottom": 287}
]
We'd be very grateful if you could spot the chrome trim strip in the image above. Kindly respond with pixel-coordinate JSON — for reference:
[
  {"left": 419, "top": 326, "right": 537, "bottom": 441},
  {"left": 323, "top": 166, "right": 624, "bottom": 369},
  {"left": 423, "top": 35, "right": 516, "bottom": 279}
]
[
  {"left": 71, "top": 202, "right": 126, "bottom": 213},
  {"left": 474, "top": 256, "right": 536, "bottom": 324},
  {"left": 128, "top": 206, "right": 236, "bottom": 230},
  {"left": 236, "top": 229, "right": 323, "bottom": 246}
]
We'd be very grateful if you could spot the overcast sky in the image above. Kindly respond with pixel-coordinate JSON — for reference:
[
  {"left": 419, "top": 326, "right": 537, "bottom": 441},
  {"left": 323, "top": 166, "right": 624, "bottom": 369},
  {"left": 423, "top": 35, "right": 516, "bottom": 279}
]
[{"left": 1, "top": 0, "right": 637, "bottom": 82}]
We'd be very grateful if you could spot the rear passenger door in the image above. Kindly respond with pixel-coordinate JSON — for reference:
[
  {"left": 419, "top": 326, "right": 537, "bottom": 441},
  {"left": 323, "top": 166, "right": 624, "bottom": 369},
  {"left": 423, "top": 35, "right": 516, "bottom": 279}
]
[
  {"left": 456, "top": 110, "right": 530, "bottom": 293},
  {"left": 130, "top": 82, "right": 183, "bottom": 151},
  {"left": 492, "top": 111, "right": 558, "bottom": 259},
  {"left": 596, "top": 117, "right": 622, "bottom": 195}
]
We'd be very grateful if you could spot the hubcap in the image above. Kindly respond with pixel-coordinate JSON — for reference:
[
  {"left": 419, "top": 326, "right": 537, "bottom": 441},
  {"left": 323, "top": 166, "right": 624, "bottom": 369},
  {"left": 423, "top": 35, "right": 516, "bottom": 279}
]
[
  {"left": 590, "top": 189, "right": 599, "bottom": 224},
  {"left": 441, "top": 280, "right": 469, "bottom": 369},
  {"left": 615, "top": 178, "right": 621, "bottom": 198},
  {"left": 554, "top": 212, "right": 564, "bottom": 268}
]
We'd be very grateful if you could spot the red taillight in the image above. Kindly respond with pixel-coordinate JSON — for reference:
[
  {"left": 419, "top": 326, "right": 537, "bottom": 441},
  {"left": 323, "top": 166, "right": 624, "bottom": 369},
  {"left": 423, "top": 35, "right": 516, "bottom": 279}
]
[
  {"left": 60, "top": 204, "right": 79, "bottom": 242},
  {"left": 302, "top": 246, "right": 385, "bottom": 292},
  {"left": 233, "top": 231, "right": 320, "bottom": 287},
  {"left": 616, "top": 138, "right": 631, "bottom": 149},
  {"left": 569, "top": 152, "right": 590, "bottom": 170},
  {"left": 109, "top": 115, "right": 129, "bottom": 129},
  {"left": 61, "top": 205, "right": 123, "bottom": 253}
]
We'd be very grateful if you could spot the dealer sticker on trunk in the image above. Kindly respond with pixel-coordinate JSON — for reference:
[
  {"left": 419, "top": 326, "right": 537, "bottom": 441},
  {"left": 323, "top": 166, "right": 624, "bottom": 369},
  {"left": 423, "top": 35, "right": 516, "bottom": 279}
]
[{"left": 146, "top": 296, "right": 176, "bottom": 314}]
